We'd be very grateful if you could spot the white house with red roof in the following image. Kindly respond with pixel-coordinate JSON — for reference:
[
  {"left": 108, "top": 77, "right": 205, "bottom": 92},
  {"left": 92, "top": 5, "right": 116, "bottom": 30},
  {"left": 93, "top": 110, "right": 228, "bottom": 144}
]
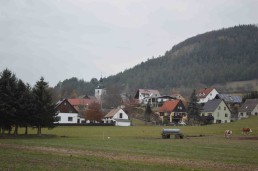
[
  {"left": 103, "top": 108, "right": 131, "bottom": 126},
  {"left": 196, "top": 87, "right": 219, "bottom": 103}
]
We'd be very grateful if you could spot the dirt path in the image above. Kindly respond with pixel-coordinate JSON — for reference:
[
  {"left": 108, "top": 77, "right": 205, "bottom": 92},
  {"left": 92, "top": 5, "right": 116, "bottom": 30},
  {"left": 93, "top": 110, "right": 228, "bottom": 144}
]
[{"left": 0, "top": 143, "right": 257, "bottom": 171}]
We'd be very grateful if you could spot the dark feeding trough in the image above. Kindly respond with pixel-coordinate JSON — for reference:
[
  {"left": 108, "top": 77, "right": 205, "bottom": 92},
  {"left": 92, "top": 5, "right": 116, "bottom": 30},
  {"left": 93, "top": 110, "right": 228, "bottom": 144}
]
[{"left": 161, "top": 129, "right": 184, "bottom": 139}]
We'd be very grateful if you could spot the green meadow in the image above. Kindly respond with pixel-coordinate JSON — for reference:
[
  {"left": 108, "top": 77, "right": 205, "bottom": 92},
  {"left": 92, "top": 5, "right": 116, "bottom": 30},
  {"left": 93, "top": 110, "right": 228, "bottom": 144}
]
[{"left": 1, "top": 117, "right": 258, "bottom": 171}]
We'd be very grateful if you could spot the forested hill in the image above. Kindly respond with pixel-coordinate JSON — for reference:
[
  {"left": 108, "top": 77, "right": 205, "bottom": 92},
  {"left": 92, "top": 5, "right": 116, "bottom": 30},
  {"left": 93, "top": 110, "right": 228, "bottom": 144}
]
[
  {"left": 55, "top": 25, "right": 258, "bottom": 98},
  {"left": 103, "top": 24, "right": 258, "bottom": 93}
]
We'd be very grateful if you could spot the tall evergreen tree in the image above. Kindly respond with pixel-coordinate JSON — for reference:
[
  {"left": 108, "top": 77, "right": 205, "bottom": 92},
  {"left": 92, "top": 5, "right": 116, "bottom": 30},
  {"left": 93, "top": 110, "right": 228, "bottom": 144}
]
[
  {"left": 0, "top": 69, "right": 18, "bottom": 136},
  {"left": 187, "top": 89, "right": 201, "bottom": 124},
  {"left": 144, "top": 102, "right": 152, "bottom": 125},
  {"left": 13, "top": 79, "right": 26, "bottom": 135},
  {"left": 14, "top": 80, "right": 35, "bottom": 135},
  {"left": 32, "top": 77, "right": 56, "bottom": 136}
]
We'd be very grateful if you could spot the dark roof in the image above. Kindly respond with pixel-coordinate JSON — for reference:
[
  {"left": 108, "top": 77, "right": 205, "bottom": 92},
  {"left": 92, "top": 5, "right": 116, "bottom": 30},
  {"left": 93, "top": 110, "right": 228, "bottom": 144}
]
[
  {"left": 202, "top": 99, "right": 223, "bottom": 112},
  {"left": 216, "top": 94, "right": 242, "bottom": 103},
  {"left": 239, "top": 99, "right": 258, "bottom": 113}
]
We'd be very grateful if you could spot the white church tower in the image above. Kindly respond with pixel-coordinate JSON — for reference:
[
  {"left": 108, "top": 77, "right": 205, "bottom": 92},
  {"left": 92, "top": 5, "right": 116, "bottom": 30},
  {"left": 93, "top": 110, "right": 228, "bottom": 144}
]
[{"left": 95, "top": 77, "right": 106, "bottom": 101}]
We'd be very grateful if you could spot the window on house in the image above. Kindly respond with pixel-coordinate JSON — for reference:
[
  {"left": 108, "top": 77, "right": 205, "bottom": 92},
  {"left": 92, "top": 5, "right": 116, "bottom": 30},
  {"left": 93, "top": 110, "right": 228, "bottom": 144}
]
[
  {"left": 217, "top": 113, "right": 220, "bottom": 117},
  {"left": 225, "top": 114, "right": 228, "bottom": 117},
  {"left": 224, "top": 107, "right": 226, "bottom": 110},
  {"left": 64, "top": 102, "right": 67, "bottom": 106},
  {"left": 225, "top": 120, "right": 227, "bottom": 123},
  {"left": 218, "top": 106, "right": 221, "bottom": 110},
  {"left": 119, "top": 113, "right": 123, "bottom": 118},
  {"left": 68, "top": 117, "right": 73, "bottom": 122},
  {"left": 241, "top": 113, "right": 243, "bottom": 116},
  {"left": 216, "top": 120, "right": 221, "bottom": 123}
]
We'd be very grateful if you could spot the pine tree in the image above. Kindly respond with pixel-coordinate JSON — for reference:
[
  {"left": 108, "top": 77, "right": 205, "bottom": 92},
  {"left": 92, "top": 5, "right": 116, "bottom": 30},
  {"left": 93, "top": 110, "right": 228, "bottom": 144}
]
[
  {"left": 14, "top": 80, "right": 35, "bottom": 135},
  {"left": 187, "top": 89, "right": 201, "bottom": 124},
  {"left": 32, "top": 77, "right": 56, "bottom": 136},
  {"left": 0, "top": 69, "right": 18, "bottom": 136},
  {"left": 144, "top": 102, "right": 152, "bottom": 125}
]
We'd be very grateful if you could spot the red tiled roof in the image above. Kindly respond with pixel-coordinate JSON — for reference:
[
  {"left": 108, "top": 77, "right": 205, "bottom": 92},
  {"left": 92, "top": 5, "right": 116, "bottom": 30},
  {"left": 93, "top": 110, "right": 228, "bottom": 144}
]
[
  {"left": 159, "top": 100, "right": 180, "bottom": 112},
  {"left": 196, "top": 87, "right": 214, "bottom": 98},
  {"left": 68, "top": 98, "right": 97, "bottom": 106}
]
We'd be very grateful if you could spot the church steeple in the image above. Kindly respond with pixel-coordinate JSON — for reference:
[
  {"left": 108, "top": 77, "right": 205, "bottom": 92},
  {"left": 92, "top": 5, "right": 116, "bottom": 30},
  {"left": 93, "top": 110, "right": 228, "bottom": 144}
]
[
  {"left": 95, "top": 77, "right": 106, "bottom": 100},
  {"left": 97, "top": 77, "right": 104, "bottom": 89}
]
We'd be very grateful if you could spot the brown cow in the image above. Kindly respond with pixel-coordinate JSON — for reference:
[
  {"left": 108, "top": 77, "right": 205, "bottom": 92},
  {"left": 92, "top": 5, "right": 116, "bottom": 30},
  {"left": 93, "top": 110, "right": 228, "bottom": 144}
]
[
  {"left": 242, "top": 128, "right": 252, "bottom": 135},
  {"left": 224, "top": 130, "right": 232, "bottom": 138}
]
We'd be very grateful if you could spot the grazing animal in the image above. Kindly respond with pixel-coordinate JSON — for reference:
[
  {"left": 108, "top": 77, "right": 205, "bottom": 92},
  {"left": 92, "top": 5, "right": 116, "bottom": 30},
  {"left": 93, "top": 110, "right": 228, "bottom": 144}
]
[
  {"left": 242, "top": 128, "right": 252, "bottom": 135},
  {"left": 224, "top": 130, "right": 232, "bottom": 138}
]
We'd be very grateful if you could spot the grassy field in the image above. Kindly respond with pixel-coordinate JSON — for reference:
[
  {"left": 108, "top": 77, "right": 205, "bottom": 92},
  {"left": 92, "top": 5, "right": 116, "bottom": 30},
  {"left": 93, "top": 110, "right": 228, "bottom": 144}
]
[{"left": 1, "top": 117, "right": 258, "bottom": 171}]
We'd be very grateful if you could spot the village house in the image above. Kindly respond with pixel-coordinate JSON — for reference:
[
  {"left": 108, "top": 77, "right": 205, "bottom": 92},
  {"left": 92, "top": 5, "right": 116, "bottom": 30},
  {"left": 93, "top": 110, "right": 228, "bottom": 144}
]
[
  {"left": 134, "top": 89, "right": 160, "bottom": 105},
  {"left": 215, "top": 94, "right": 242, "bottom": 120},
  {"left": 103, "top": 108, "right": 131, "bottom": 126},
  {"left": 196, "top": 87, "right": 219, "bottom": 104},
  {"left": 56, "top": 98, "right": 98, "bottom": 124},
  {"left": 201, "top": 99, "right": 231, "bottom": 123},
  {"left": 238, "top": 99, "right": 258, "bottom": 119},
  {"left": 55, "top": 99, "right": 84, "bottom": 124},
  {"left": 158, "top": 99, "right": 187, "bottom": 124}
]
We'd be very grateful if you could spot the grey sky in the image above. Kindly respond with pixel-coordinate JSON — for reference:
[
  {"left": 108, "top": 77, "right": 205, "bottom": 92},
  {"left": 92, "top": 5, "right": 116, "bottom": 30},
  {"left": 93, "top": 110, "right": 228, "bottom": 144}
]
[{"left": 0, "top": 0, "right": 258, "bottom": 87}]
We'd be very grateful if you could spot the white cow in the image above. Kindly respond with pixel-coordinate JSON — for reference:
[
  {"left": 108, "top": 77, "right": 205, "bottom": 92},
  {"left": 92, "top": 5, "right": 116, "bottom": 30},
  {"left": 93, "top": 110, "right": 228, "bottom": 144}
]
[{"left": 224, "top": 130, "right": 232, "bottom": 138}]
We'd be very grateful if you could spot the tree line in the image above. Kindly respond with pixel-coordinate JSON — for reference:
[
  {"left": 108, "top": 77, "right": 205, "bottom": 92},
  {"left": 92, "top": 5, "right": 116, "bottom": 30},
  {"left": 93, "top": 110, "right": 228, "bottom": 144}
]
[{"left": 0, "top": 69, "right": 56, "bottom": 136}]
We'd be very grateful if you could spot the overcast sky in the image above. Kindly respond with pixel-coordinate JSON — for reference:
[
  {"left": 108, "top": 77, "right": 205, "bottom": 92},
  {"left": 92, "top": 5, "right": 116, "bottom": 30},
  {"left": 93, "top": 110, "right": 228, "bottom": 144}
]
[{"left": 1, "top": 0, "right": 258, "bottom": 87}]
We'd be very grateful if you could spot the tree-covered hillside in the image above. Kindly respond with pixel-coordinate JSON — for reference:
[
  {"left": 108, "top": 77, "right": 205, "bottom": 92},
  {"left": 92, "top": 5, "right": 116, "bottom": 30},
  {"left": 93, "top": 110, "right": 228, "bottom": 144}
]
[
  {"left": 55, "top": 25, "right": 258, "bottom": 98},
  {"left": 103, "top": 25, "right": 258, "bottom": 94}
]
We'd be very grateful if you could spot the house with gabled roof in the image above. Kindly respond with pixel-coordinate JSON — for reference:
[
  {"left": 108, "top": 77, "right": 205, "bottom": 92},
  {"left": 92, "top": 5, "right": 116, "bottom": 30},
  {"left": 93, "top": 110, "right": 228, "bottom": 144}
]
[
  {"left": 55, "top": 98, "right": 98, "bottom": 124},
  {"left": 55, "top": 99, "right": 82, "bottom": 124},
  {"left": 201, "top": 99, "right": 231, "bottom": 123},
  {"left": 196, "top": 87, "right": 219, "bottom": 103},
  {"left": 134, "top": 89, "right": 160, "bottom": 105},
  {"left": 238, "top": 99, "right": 258, "bottom": 119},
  {"left": 159, "top": 100, "right": 187, "bottom": 124},
  {"left": 215, "top": 94, "right": 242, "bottom": 120},
  {"left": 103, "top": 108, "right": 131, "bottom": 126}
]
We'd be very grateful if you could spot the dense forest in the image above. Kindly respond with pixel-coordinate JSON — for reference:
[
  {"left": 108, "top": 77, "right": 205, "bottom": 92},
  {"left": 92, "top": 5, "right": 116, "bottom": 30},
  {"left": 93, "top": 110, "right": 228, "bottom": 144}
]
[{"left": 54, "top": 25, "right": 258, "bottom": 99}]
